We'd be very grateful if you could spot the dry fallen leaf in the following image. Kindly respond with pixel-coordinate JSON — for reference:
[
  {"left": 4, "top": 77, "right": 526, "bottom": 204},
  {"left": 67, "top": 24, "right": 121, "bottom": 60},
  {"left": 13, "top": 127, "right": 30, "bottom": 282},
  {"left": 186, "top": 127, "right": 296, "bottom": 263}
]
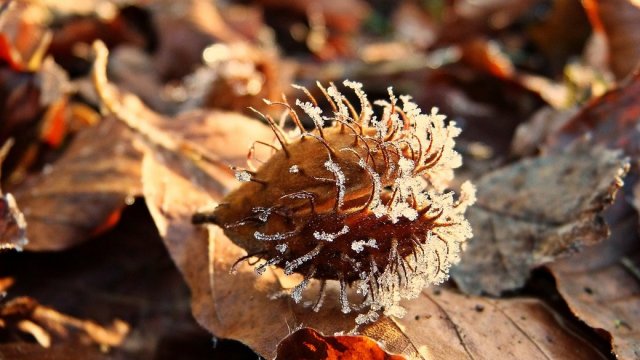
[
  {"left": 107, "top": 46, "right": 169, "bottom": 114},
  {"left": 47, "top": 5, "right": 153, "bottom": 77},
  {"left": 545, "top": 71, "right": 640, "bottom": 215},
  {"left": 0, "top": 192, "right": 27, "bottom": 251},
  {"left": 391, "top": 287, "right": 605, "bottom": 360},
  {"left": 435, "top": 0, "right": 540, "bottom": 46},
  {"left": 0, "top": 343, "right": 109, "bottom": 360},
  {"left": 390, "top": 1, "right": 436, "bottom": 51},
  {"left": 276, "top": 327, "right": 405, "bottom": 360},
  {"left": 537, "top": 66, "right": 640, "bottom": 359},
  {"left": 0, "top": 295, "right": 128, "bottom": 349},
  {"left": 0, "top": 0, "right": 50, "bottom": 72},
  {"left": 93, "top": 43, "right": 312, "bottom": 358},
  {"left": 451, "top": 144, "right": 628, "bottom": 296},
  {"left": 527, "top": 0, "right": 591, "bottom": 75},
  {"left": 510, "top": 106, "right": 577, "bottom": 157},
  {"left": 150, "top": 0, "right": 244, "bottom": 81},
  {"left": 0, "top": 140, "right": 27, "bottom": 251},
  {"left": 0, "top": 64, "right": 41, "bottom": 149},
  {"left": 254, "top": 0, "right": 370, "bottom": 35},
  {"left": 457, "top": 38, "right": 570, "bottom": 109},
  {"left": 583, "top": 0, "right": 640, "bottom": 80},
  {"left": 91, "top": 39, "right": 271, "bottom": 187},
  {"left": 0, "top": 56, "right": 71, "bottom": 180},
  {"left": 189, "top": 43, "right": 286, "bottom": 116},
  {"left": 12, "top": 39, "right": 274, "bottom": 252},
  {"left": 0, "top": 197, "right": 226, "bottom": 358},
  {"left": 13, "top": 116, "right": 143, "bottom": 251},
  {"left": 546, "top": 71, "right": 640, "bottom": 153},
  {"left": 546, "top": 195, "right": 640, "bottom": 359}
]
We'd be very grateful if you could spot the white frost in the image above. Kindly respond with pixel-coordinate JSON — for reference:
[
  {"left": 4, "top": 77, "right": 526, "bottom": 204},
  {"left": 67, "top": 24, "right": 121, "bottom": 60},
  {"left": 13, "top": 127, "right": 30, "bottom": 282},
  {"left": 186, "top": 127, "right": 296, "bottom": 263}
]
[
  {"left": 351, "top": 239, "right": 378, "bottom": 253},
  {"left": 234, "top": 169, "right": 252, "bottom": 182},
  {"left": 296, "top": 99, "right": 325, "bottom": 129},
  {"left": 313, "top": 225, "right": 349, "bottom": 242},
  {"left": 358, "top": 158, "right": 383, "bottom": 213},
  {"left": 355, "top": 310, "right": 380, "bottom": 325},
  {"left": 324, "top": 159, "right": 347, "bottom": 209},
  {"left": 344, "top": 80, "right": 373, "bottom": 124},
  {"left": 254, "top": 230, "right": 297, "bottom": 241},
  {"left": 255, "top": 256, "right": 281, "bottom": 275},
  {"left": 284, "top": 244, "right": 323, "bottom": 275},
  {"left": 327, "top": 83, "right": 350, "bottom": 119},
  {"left": 252, "top": 207, "right": 272, "bottom": 222}
]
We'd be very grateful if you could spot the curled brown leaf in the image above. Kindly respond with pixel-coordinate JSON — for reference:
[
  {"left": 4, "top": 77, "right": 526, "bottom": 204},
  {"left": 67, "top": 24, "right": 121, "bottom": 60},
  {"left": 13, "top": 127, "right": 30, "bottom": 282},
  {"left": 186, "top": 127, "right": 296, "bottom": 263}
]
[
  {"left": 13, "top": 116, "right": 143, "bottom": 251},
  {"left": 546, "top": 71, "right": 640, "bottom": 154},
  {"left": 451, "top": 144, "right": 628, "bottom": 295},
  {"left": 547, "top": 195, "right": 640, "bottom": 359},
  {"left": 545, "top": 71, "right": 640, "bottom": 215},
  {"left": 0, "top": 296, "right": 128, "bottom": 349}
]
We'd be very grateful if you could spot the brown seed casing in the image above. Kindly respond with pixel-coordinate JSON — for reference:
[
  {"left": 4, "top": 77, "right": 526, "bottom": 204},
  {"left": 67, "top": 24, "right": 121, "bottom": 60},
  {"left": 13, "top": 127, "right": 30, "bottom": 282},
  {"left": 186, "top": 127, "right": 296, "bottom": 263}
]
[{"left": 195, "top": 81, "right": 475, "bottom": 322}]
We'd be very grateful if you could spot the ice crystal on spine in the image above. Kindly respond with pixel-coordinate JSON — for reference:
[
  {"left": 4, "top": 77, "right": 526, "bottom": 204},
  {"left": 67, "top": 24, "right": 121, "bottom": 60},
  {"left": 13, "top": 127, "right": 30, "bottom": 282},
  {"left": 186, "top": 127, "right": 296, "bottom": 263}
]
[
  {"left": 351, "top": 239, "right": 378, "bottom": 253},
  {"left": 313, "top": 225, "right": 349, "bottom": 242},
  {"left": 234, "top": 169, "right": 252, "bottom": 182},
  {"left": 197, "top": 79, "right": 475, "bottom": 325},
  {"left": 323, "top": 159, "right": 346, "bottom": 209}
]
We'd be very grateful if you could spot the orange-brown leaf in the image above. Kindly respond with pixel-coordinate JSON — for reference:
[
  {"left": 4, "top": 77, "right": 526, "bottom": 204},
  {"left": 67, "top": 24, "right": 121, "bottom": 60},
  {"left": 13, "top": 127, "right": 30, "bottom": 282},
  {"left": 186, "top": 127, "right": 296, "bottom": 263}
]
[
  {"left": 276, "top": 328, "right": 405, "bottom": 360},
  {"left": 547, "top": 71, "right": 640, "bottom": 154},
  {"left": 13, "top": 116, "right": 143, "bottom": 251},
  {"left": 583, "top": 0, "right": 640, "bottom": 79}
]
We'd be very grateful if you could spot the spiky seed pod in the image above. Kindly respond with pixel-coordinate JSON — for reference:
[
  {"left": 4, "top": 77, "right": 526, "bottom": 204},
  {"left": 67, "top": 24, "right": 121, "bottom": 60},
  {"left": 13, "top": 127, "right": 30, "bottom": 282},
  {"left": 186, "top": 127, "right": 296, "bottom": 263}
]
[{"left": 194, "top": 81, "right": 475, "bottom": 323}]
